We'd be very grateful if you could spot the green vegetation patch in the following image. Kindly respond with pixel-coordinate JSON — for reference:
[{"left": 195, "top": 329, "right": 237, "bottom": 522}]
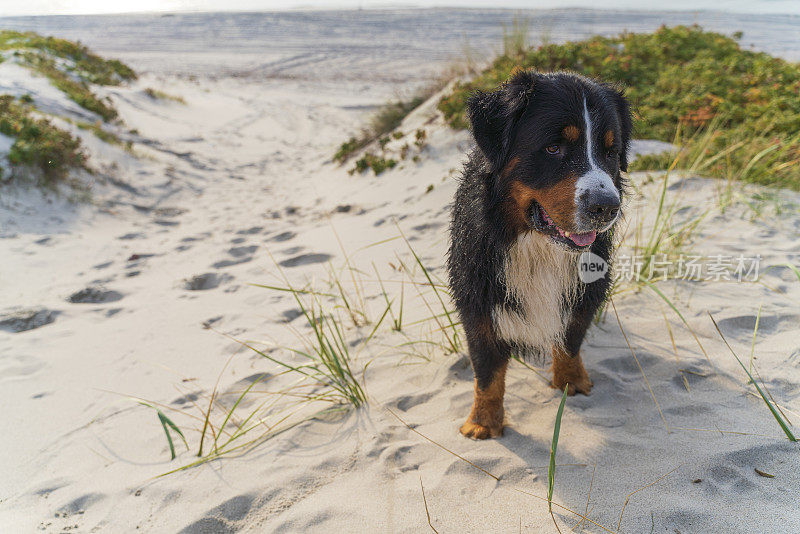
[
  {"left": 335, "top": 89, "right": 435, "bottom": 164},
  {"left": 350, "top": 152, "right": 397, "bottom": 176},
  {"left": 1, "top": 30, "right": 137, "bottom": 122},
  {"left": 0, "top": 94, "right": 86, "bottom": 184},
  {"left": 438, "top": 26, "right": 800, "bottom": 189},
  {"left": 0, "top": 30, "right": 136, "bottom": 85},
  {"left": 17, "top": 51, "right": 119, "bottom": 121},
  {"left": 144, "top": 87, "right": 186, "bottom": 104}
]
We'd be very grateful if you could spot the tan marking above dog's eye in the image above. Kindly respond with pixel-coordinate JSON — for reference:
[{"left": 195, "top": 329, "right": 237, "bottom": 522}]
[
  {"left": 604, "top": 130, "right": 615, "bottom": 149},
  {"left": 502, "top": 156, "right": 521, "bottom": 178},
  {"left": 562, "top": 125, "right": 580, "bottom": 142}
]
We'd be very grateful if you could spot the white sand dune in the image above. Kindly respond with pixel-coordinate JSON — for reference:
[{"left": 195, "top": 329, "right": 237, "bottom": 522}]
[{"left": 2, "top": 11, "right": 800, "bottom": 533}]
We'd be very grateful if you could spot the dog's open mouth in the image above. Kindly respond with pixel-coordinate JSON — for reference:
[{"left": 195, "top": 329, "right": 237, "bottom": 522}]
[{"left": 530, "top": 203, "right": 596, "bottom": 249}]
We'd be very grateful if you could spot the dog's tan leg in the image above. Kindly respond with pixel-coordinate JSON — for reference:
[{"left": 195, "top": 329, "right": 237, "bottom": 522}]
[
  {"left": 460, "top": 362, "right": 507, "bottom": 439},
  {"left": 551, "top": 347, "right": 593, "bottom": 396}
]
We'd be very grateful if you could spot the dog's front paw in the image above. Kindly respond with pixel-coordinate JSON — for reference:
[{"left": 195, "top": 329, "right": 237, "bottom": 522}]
[
  {"left": 460, "top": 419, "right": 503, "bottom": 440},
  {"left": 551, "top": 351, "right": 593, "bottom": 396},
  {"left": 552, "top": 374, "right": 593, "bottom": 396}
]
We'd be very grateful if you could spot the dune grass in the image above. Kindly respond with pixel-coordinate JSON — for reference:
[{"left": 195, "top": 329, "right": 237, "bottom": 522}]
[
  {"left": 396, "top": 223, "right": 462, "bottom": 354},
  {"left": 350, "top": 152, "right": 397, "bottom": 176},
  {"left": 245, "top": 252, "right": 371, "bottom": 411},
  {"left": 144, "top": 87, "right": 186, "bottom": 104},
  {"left": 334, "top": 89, "right": 434, "bottom": 165},
  {"left": 708, "top": 312, "right": 796, "bottom": 442},
  {"left": 548, "top": 385, "right": 568, "bottom": 531},
  {"left": 135, "top": 399, "right": 189, "bottom": 460},
  {"left": 131, "top": 226, "right": 470, "bottom": 470},
  {"left": 72, "top": 119, "right": 133, "bottom": 151},
  {"left": 131, "top": 271, "right": 373, "bottom": 470},
  {"left": 1, "top": 31, "right": 136, "bottom": 122},
  {"left": 438, "top": 25, "right": 800, "bottom": 189},
  {"left": 0, "top": 94, "right": 87, "bottom": 184},
  {"left": 501, "top": 14, "right": 531, "bottom": 60},
  {"left": 129, "top": 239, "right": 401, "bottom": 468},
  {"left": 611, "top": 298, "right": 670, "bottom": 433},
  {"left": 0, "top": 30, "right": 136, "bottom": 85},
  {"left": 0, "top": 32, "right": 138, "bottom": 184},
  {"left": 18, "top": 51, "right": 119, "bottom": 121}
]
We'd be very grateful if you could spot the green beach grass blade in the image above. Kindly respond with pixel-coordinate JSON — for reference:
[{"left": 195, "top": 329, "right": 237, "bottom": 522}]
[
  {"left": 708, "top": 312, "right": 796, "bottom": 442},
  {"left": 749, "top": 304, "right": 762, "bottom": 375},
  {"left": 548, "top": 386, "right": 569, "bottom": 512},
  {"left": 211, "top": 373, "right": 270, "bottom": 453},
  {"left": 645, "top": 281, "right": 712, "bottom": 367},
  {"left": 396, "top": 222, "right": 461, "bottom": 353},
  {"left": 249, "top": 282, "right": 337, "bottom": 299},
  {"left": 761, "top": 262, "right": 800, "bottom": 283},
  {"left": 785, "top": 263, "right": 800, "bottom": 282},
  {"left": 136, "top": 400, "right": 188, "bottom": 460},
  {"left": 159, "top": 412, "right": 176, "bottom": 459}
]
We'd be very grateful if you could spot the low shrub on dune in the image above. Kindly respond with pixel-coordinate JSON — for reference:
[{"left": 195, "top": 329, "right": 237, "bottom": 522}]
[
  {"left": 0, "top": 94, "right": 86, "bottom": 185},
  {"left": 0, "top": 31, "right": 139, "bottom": 185},
  {"left": 0, "top": 30, "right": 137, "bottom": 122},
  {"left": 0, "top": 30, "right": 136, "bottom": 85},
  {"left": 438, "top": 25, "right": 800, "bottom": 189}
]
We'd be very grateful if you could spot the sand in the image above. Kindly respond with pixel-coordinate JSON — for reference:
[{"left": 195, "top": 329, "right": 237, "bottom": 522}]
[{"left": 2, "top": 11, "right": 800, "bottom": 533}]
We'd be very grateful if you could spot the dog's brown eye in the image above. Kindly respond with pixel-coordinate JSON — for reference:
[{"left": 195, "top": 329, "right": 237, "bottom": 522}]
[{"left": 544, "top": 144, "right": 561, "bottom": 155}]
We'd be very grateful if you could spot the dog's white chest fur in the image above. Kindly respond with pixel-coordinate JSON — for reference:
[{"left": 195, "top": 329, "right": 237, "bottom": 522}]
[{"left": 492, "top": 232, "right": 581, "bottom": 353}]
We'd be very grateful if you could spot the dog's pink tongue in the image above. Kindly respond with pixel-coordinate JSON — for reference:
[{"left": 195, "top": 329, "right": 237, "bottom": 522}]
[{"left": 569, "top": 231, "right": 597, "bottom": 247}]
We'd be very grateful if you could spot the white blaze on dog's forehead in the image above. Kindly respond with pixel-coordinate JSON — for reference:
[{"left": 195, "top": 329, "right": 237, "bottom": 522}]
[{"left": 574, "top": 97, "right": 619, "bottom": 219}]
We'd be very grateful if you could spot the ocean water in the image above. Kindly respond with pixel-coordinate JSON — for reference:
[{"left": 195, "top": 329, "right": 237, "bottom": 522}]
[{"left": 0, "top": 9, "right": 798, "bottom": 81}]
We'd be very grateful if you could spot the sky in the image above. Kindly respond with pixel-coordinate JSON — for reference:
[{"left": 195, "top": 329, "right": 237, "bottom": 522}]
[{"left": 1, "top": 0, "right": 799, "bottom": 17}]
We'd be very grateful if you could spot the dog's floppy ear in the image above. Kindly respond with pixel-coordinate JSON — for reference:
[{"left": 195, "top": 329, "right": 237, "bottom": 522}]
[
  {"left": 605, "top": 85, "right": 633, "bottom": 172},
  {"left": 467, "top": 71, "right": 535, "bottom": 172}
]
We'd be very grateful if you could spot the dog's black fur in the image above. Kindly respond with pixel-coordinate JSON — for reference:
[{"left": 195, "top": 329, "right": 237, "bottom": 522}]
[{"left": 447, "top": 70, "right": 632, "bottom": 439}]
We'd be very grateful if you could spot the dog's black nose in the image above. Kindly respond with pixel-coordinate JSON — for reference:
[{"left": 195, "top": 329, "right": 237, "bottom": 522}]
[{"left": 584, "top": 189, "right": 620, "bottom": 221}]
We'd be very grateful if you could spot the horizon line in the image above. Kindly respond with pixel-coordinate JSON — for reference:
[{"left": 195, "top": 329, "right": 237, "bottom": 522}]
[{"left": 2, "top": 4, "right": 800, "bottom": 19}]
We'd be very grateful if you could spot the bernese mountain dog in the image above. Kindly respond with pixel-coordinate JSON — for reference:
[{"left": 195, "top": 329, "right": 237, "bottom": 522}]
[{"left": 447, "top": 70, "right": 632, "bottom": 439}]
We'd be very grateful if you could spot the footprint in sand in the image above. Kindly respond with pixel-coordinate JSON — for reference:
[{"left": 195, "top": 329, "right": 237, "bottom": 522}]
[
  {"left": 597, "top": 352, "right": 660, "bottom": 376},
  {"left": 178, "top": 494, "right": 256, "bottom": 534},
  {"left": 280, "top": 308, "right": 303, "bottom": 323},
  {"left": 0, "top": 308, "right": 59, "bottom": 333},
  {"left": 212, "top": 245, "right": 259, "bottom": 268},
  {"left": 717, "top": 313, "right": 800, "bottom": 340},
  {"left": 153, "top": 207, "right": 186, "bottom": 218},
  {"left": 67, "top": 286, "right": 123, "bottom": 304},
  {"left": 183, "top": 273, "right": 234, "bottom": 290},
  {"left": 269, "top": 231, "right": 295, "bottom": 242},
  {"left": 180, "top": 232, "right": 212, "bottom": 243},
  {"left": 236, "top": 226, "right": 263, "bottom": 235},
  {"left": 278, "top": 253, "right": 332, "bottom": 268},
  {"left": 394, "top": 392, "right": 435, "bottom": 412},
  {"left": 412, "top": 222, "right": 443, "bottom": 232},
  {"left": 61, "top": 492, "right": 104, "bottom": 514},
  {"left": 171, "top": 391, "right": 201, "bottom": 406},
  {"left": 202, "top": 316, "right": 223, "bottom": 329},
  {"left": 117, "top": 232, "right": 145, "bottom": 240}
]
